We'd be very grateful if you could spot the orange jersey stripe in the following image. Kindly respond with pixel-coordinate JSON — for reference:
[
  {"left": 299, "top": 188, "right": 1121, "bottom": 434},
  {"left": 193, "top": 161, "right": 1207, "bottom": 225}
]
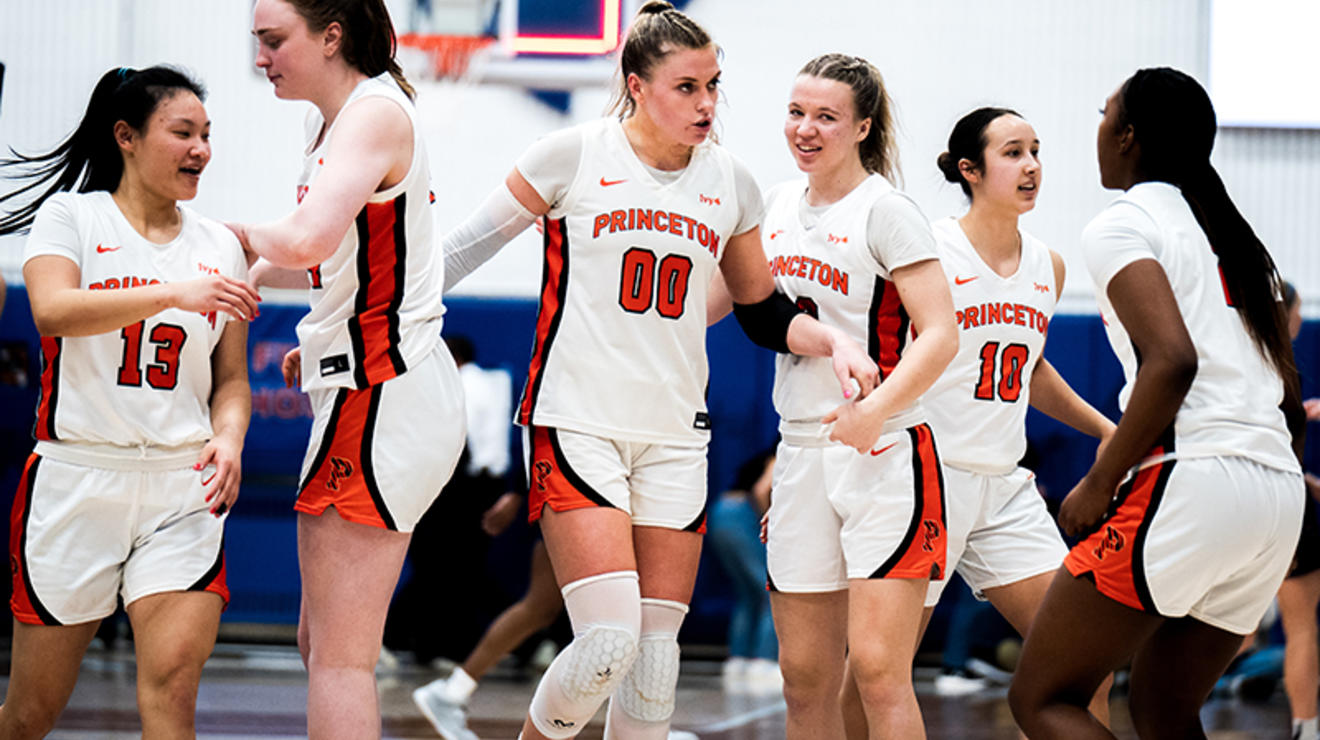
[
  {"left": 9, "top": 455, "right": 59, "bottom": 625},
  {"left": 348, "top": 197, "right": 408, "bottom": 388},
  {"left": 868, "top": 277, "right": 910, "bottom": 379},
  {"left": 188, "top": 539, "right": 230, "bottom": 606},
  {"left": 34, "top": 337, "right": 61, "bottom": 441},
  {"left": 871, "top": 423, "right": 947, "bottom": 579},
  {"left": 519, "top": 217, "right": 570, "bottom": 425}
]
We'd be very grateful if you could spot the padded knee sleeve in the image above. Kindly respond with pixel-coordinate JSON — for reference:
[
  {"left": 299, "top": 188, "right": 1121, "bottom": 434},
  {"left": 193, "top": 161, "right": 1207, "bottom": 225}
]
[
  {"left": 528, "top": 571, "right": 641, "bottom": 739},
  {"left": 604, "top": 598, "right": 689, "bottom": 739}
]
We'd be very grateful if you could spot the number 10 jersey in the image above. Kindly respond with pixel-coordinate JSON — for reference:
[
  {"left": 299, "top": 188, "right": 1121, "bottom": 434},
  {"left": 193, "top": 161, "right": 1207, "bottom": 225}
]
[{"left": 516, "top": 118, "right": 751, "bottom": 446}]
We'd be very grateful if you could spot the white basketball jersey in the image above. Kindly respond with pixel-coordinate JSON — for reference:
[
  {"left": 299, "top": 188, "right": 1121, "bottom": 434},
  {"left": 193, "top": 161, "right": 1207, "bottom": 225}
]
[
  {"left": 1084, "top": 182, "right": 1298, "bottom": 473},
  {"left": 296, "top": 73, "right": 444, "bottom": 391},
  {"left": 23, "top": 191, "right": 246, "bottom": 448},
  {"left": 923, "top": 218, "right": 1056, "bottom": 473},
  {"left": 517, "top": 118, "right": 742, "bottom": 446},
  {"left": 764, "top": 175, "right": 930, "bottom": 446}
]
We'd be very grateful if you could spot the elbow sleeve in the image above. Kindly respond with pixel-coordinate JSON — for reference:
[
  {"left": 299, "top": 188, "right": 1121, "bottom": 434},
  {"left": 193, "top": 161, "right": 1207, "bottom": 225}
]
[
  {"left": 443, "top": 184, "right": 538, "bottom": 291},
  {"left": 732, "top": 291, "right": 803, "bottom": 354}
]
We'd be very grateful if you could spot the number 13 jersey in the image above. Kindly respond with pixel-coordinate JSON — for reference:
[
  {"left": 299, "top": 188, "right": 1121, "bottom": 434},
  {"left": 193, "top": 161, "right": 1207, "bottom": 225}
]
[
  {"left": 23, "top": 191, "right": 247, "bottom": 450},
  {"left": 515, "top": 118, "right": 761, "bottom": 446},
  {"left": 922, "top": 217, "right": 1056, "bottom": 474}
]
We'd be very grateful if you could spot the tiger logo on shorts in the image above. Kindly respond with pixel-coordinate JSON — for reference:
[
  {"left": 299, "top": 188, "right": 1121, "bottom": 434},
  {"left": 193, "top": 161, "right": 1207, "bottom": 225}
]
[{"left": 325, "top": 456, "right": 354, "bottom": 491}]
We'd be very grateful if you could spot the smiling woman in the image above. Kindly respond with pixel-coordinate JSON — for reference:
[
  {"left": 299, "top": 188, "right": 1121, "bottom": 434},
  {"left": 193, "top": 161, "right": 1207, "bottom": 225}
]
[{"left": 0, "top": 65, "right": 257, "bottom": 738}]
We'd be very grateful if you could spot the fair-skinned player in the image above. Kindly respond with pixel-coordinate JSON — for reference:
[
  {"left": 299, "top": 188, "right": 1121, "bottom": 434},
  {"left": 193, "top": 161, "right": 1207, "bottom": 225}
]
[
  {"left": 441, "top": 6, "right": 875, "bottom": 738},
  {"left": 836, "top": 106, "right": 1115, "bottom": 737},
  {"left": 0, "top": 66, "right": 256, "bottom": 739},
  {"left": 1009, "top": 67, "right": 1306, "bottom": 739},
  {"left": 232, "top": 1, "right": 466, "bottom": 737},
  {"left": 711, "top": 54, "right": 957, "bottom": 739}
]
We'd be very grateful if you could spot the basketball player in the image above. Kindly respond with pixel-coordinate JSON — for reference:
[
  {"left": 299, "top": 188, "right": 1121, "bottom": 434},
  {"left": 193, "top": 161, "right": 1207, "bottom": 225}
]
[
  {"left": 440, "top": 5, "right": 875, "bottom": 738},
  {"left": 235, "top": 1, "right": 465, "bottom": 737},
  {"left": 0, "top": 66, "right": 256, "bottom": 738},
  {"left": 1009, "top": 68, "right": 1306, "bottom": 739},
  {"left": 744, "top": 54, "right": 958, "bottom": 738},
  {"left": 839, "top": 106, "right": 1116, "bottom": 736}
]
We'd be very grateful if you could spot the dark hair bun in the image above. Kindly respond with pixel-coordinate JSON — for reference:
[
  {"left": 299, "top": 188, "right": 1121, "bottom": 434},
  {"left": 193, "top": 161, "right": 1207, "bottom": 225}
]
[
  {"left": 639, "top": 0, "right": 674, "bottom": 14},
  {"left": 936, "top": 151, "right": 961, "bottom": 183}
]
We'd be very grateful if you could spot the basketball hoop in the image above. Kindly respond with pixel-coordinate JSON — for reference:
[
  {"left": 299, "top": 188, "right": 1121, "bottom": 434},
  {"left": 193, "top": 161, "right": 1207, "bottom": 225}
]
[{"left": 398, "top": 33, "right": 495, "bottom": 82}]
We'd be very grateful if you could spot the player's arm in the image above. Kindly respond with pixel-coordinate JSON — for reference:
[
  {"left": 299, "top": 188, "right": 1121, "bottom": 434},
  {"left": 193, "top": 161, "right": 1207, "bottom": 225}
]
[
  {"left": 720, "top": 227, "right": 877, "bottom": 397},
  {"left": 824, "top": 258, "right": 957, "bottom": 452},
  {"left": 1028, "top": 251, "right": 1115, "bottom": 440},
  {"left": 198, "top": 318, "right": 251, "bottom": 516},
  {"left": 1057, "top": 258, "right": 1196, "bottom": 535},
  {"left": 24, "top": 255, "right": 259, "bottom": 337},
  {"left": 248, "top": 257, "right": 311, "bottom": 290},
  {"left": 232, "top": 97, "right": 411, "bottom": 269},
  {"left": 441, "top": 169, "right": 546, "bottom": 291}
]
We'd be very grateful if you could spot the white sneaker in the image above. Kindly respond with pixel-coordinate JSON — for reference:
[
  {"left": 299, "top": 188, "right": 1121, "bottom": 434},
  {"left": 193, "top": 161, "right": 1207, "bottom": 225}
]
[
  {"left": 932, "top": 669, "right": 988, "bottom": 696},
  {"left": 667, "top": 731, "right": 699, "bottom": 740},
  {"left": 413, "top": 683, "right": 480, "bottom": 740},
  {"left": 744, "top": 659, "right": 783, "bottom": 695},
  {"left": 721, "top": 657, "right": 749, "bottom": 692}
]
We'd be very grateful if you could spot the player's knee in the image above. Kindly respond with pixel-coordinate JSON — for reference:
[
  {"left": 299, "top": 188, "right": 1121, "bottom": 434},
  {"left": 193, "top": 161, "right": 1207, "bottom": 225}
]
[
  {"left": 1, "top": 701, "right": 62, "bottom": 740},
  {"left": 779, "top": 651, "right": 839, "bottom": 700},
  {"left": 615, "top": 634, "right": 681, "bottom": 723},
  {"left": 296, "top": 620, "right": 311, "bottom": 668}
]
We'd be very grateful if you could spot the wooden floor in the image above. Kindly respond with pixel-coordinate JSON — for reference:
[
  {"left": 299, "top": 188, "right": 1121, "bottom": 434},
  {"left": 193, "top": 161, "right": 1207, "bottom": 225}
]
[{"left": 1, "top": 642, "right": 1297, "bottom": 739}]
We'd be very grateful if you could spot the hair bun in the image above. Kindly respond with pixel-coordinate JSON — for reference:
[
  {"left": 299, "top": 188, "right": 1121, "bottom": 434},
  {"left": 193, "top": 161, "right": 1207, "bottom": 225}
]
[
  {"left": 936, "top": 151, "right": 960, "bottom": 183},
  {"left": 638, "top": 0, "right": 674, "bottom": 14}
]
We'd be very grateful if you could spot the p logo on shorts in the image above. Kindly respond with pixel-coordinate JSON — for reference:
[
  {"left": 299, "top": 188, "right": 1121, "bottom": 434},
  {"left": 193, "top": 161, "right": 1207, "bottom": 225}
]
[{"left": 326, "top": 456, "right": 354, "bottom": 491}]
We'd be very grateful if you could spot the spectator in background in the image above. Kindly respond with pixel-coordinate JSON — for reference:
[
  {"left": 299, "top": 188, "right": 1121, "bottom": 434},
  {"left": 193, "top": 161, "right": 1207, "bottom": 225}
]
[{"left": 707, "top": 445, "right": 780, "bottom": 693}]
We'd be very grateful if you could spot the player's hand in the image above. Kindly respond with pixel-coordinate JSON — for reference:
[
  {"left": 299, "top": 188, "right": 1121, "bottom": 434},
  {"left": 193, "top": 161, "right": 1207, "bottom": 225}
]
[
  {"left": 829, "top": 333, "right": 878, "bottom": 399},
  {"left": 170, "top": 274, "right": 261, "bottom": 322},
  {"left": 196, "top": 433, "right": 242, "bottom": 517},
  {"left": 481, "top": 492, "right": 523, "bottom": 536},
  {"left": 823, "top": 399, "right": 883, "bottom": 454},
  {"left": 282, "top": 348, "right": 302, "bottom": 389},
  {"left": 1305, "top": 398, "right": 1320, "bottom": 422},
  {"left": 1057, "top": 474, "right": 1114, "bottom": 537},
  {"left": 759, "top": 510, "right": 769, "bottom": 544}
]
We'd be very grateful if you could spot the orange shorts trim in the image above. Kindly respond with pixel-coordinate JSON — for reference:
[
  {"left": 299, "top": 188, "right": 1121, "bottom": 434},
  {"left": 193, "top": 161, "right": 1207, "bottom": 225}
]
[
  {"left": 10, "top": 454, "right": 60, "bottom": 626},
  {"left": 526, "top": 426, "right": 615, "bottom": 523},
  {"left": 298, "top": 386, "right": 397, "bottom": 530},
  {"left": 1064, "top": 452, "right": 1176, "bottom": 613},
  {"left": 870, "top": 423, "right": 947, "bottom": 580}
]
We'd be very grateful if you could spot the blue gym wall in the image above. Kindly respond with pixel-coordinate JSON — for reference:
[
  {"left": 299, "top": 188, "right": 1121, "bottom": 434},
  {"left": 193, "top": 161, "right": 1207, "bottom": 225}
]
[{"left": 2, "top": 286, "right": 1318, "bottom": 642}]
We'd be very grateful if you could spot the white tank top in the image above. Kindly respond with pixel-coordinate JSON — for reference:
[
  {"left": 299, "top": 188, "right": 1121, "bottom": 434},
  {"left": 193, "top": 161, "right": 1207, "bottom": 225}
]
[
  {"left": 23, "top": 191, "right": 246, "bottom": 452},
  {"left": 923, "top": 218, "right": 1056, "bottom": 474},
  {"left": 764, "top": 175, "right": 934, "bottom": 446},
  {"left": 517, "top": 118, "right": 744, "bottom": 446},
  {"left": 1083, "top": 181, "right": 1298, "bottom": 473},
  {"left": 296, "top": 73, "right": 444, "bottom": 391}
]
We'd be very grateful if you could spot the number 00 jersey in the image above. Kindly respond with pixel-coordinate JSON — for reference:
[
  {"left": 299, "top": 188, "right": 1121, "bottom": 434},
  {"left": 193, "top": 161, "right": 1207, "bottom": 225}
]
[
  {"left": 296, "top": 73, "right": 444, "bottom": 392},
  {"left": 764, "top": 175, "right": 936, "bottom": 446},
  {"left": 1083, "top": 181, "right": 1298, "bottom": 474},
  {"left": 922, "top": 218, "right": 1056, "bottom": 474},
  {"left": 516, "top": 118, "right": 748, "bottom": 446},
  {"left": 23, "top": 191, "right": 247, "bottom": 450}
]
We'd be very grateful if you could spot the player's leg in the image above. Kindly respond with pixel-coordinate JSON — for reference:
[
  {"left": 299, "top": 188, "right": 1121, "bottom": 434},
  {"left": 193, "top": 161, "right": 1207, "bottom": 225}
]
[
  {"left": 0, "top": 620, "right": 100, "bottom": 739},
  {"left": 126, "top": 591, "right": 223, "bottom": 738},
  {"left": 1124, "top": 616, "right": 1244, "bottom": 738},
  {"left": 467, "top": 540, "right": 564, "bottom": 681},
  {"left": 771, "top": 590, "right": 849, "bottom": 740},
  {"left": 1008, "top": 568, "right": 1160, "bottom": 739},
  {"left": 1279, "top": 570, "right": 1320, "bottom": 738}
]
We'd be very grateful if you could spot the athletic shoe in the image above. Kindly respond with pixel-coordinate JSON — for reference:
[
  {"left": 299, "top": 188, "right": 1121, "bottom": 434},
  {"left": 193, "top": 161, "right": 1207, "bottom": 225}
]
[
  {"left": 744, "top": 658, "right": 784, "bottom": 695},
  {"left": 412, "top": 683, "right": 479, "bottom": 740},
  {"left": 667, "top": 731, "right": 699, "bottom": 740},
  {"left": 933, "top": 669, "right": 988, "bottom": 696}
]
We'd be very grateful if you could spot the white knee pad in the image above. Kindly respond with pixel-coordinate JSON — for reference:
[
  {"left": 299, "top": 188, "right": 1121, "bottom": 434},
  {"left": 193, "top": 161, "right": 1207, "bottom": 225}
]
[
  {"left": 605, "top": 598, "right": 689, "bottom": 739},
  {"left": 529, "top": 571, "right": 641, "bottom": 739}
]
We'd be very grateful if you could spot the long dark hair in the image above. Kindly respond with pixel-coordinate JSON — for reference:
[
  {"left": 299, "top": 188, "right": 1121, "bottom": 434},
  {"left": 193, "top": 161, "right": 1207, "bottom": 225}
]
[
  {"left": 608, "top": 1, "right": 713, "bottom": 121},
  {"left": 1119, "top": 67, "right": 1303, "bottom": 444},
  {"left": 0, "top": 66, "right": 206, "bottom": 235},
  {"left": 798, "top": 53, "right": 900, "bottom": 183},
  {"left": 937, "top": 106, "right": 1021, "bottom": 199},
  {"left": 284, "top": 0, "right": 415, "bottom": 101}
]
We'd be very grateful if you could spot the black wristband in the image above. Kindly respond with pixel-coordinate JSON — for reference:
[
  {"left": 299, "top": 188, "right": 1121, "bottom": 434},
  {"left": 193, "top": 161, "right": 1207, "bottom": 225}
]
[{"left": 732, "top": 291, "right": 804, "bottom": 353}]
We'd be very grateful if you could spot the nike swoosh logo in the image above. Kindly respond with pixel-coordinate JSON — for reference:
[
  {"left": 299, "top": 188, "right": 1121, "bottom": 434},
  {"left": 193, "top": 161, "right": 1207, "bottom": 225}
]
[
  {"left": 869, "top": 442, "right": 898, "bottom": 457},
  {"left": 600, "top": 177, "right": 626, "bottom": 187},
  {"left": 96, "top": 244, "right": 121, "bottom": 253},
  {"left": 954, "top": 275, "right": 978, "bottom": 285}
]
